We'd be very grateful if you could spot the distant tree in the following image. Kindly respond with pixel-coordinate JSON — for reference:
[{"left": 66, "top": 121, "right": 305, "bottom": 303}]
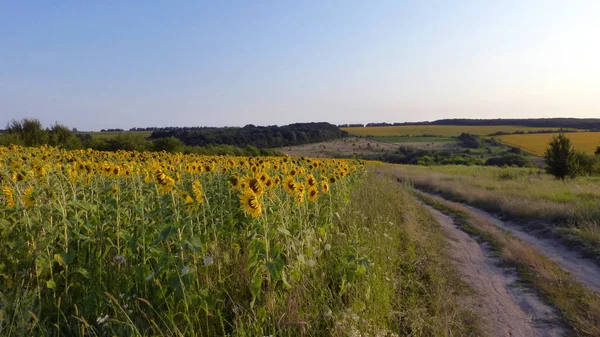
[
  {"left": 544, "top": 132, "right": 580, "bottom": 180},
  {"left": 48, "top": 123, "right": 82, "bottom": 149},
  {"left": 457, "top": 133, "right": 482, "bottom": 149},
  {"left": 595, "top": 145, "right": 600, "bottom": 155},
  {"left": 152, "top": 137, "right": 184, "bottom": 153},
  {"left": 6, "top": 118, "right": 48, "bottom": 146}
]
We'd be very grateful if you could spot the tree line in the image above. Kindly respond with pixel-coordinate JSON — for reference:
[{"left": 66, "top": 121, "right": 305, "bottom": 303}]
[
  {"left": 0, "top": 118, "right": 282, "bottom": 156},
  {"left": 339, "top": 118, "right": 600, "bottom": 130},
  {"left": 148, "top": 122, "right": 347, "bottom": 148}
]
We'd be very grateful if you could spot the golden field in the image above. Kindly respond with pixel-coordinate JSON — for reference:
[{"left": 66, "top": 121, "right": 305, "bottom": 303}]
[
  {"left": 497, "top": 132, "right": 600, "bottom": 155},
  {"left": 342, "top": 125, "right": 568, "bottom": 137}
]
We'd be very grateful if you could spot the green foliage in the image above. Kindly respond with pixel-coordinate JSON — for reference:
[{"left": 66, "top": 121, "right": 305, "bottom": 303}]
[
  {"left": 149, "top": 122, "right": 347, "bottom": 148},
  {"left": 457, "top": 133, "right": 482, "bottom": 149},
  {"left": 485, "top": 154, "right": 534, "bottom": 168},
  {"left": 151, "top": 137, "right": 185, "bottom": 153},
  {"left": 574, "top": 150, "right": 600, "bottom": 176},
  {"left": 48, "top": 124, "right": 82, "bottom": 149},
  {"left": 544, "top": 132, "right": 580, "bottom": 180},
  {"left": 595, "top": 145, "right": 600, "bottom": 155},
  {"left": 5, "top": 118, "right": 48, "bottom": 146}
]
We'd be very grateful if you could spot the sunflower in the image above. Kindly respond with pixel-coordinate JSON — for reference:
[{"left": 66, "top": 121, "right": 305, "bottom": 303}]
[
  {"left": 230, "top": 175, "right": 240, "bottom": 189},
  {"left": 246, "top": 177, "right": 264, "bottom": 196},
  {"left": 306, "top": 174, "right": 317, "bottom": 187},
  {"left": 283, "top": 176, "right": 297, "bottom": 193},
  {"left": 192, "top": 180, "right": 204, "bottom": 203},
  {"left": 180, "top": 191, "right": 194, "bottom": 204},
  {"left": 23, "top": 186, "right": 35, "bottom": 207},
  {"left": 240, "top": 188, "right": 262, "bottom": 218},
  {"left": 111, "top": 185, "right": 119, "bottom": 197},
  {"left": 265, "top": 178, "right": 274, "bottom": 189},
  {"left": 328, "top": 175, "right": 337, "bottom": 184},
  {"left": 307, "top": 186, "right": 318, "bottom": 201},
  {"left": 321, "top": 180, "right": 330, "bottom": 194},
  {"left": 2, "top": 186, "right": 14, "bottom": 208},
  {"left": 257, "top": 172, "right": 270, "bottom": 183}
]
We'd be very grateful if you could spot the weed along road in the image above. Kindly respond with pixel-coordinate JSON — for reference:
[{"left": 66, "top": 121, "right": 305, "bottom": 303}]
[{"left": 426, "top": 206, "right": 564, "bottom": 337}]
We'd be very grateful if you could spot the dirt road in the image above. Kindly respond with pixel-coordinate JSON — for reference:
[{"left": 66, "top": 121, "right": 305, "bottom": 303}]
[
  {"left": 465, "top": 205, "right": 600, "bottom": 294},
  {"left": 426, "top": 206, "right": 565, "bottom": 337}
]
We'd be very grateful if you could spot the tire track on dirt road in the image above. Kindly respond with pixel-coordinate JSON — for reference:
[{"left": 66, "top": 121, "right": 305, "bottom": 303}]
[{"left": 426, "top": 206, "right": 565, "bottom": 337}]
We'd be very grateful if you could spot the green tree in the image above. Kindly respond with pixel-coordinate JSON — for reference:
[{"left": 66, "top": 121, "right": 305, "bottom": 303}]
[
  {"left": 544, "top": 132, "right": 579, "bottom": 180},
  {"left": 6, "top": 118, "right": 48, "bottom": 146},
  {"left": 595, "top": 145, "right": 600, "bottom": 155},
  {"left": 48, "top": 123, "right": 82, "bottom": 149}
]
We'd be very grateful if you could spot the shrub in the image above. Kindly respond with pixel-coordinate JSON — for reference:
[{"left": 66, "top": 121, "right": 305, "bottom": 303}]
[
  {"left": 485, "top": 154, "right": 533, "bottom": 168},
  {"left": 544, "top": 132, "right": 579, "bottom": 180}
]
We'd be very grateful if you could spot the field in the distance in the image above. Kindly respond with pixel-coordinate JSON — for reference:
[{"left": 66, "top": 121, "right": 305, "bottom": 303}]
[
  {"left": 497, "top": 132, "right": 600, "bottom": 155},
  {"left": 342, "top": 125, "right": 570, "bottom": 137}
]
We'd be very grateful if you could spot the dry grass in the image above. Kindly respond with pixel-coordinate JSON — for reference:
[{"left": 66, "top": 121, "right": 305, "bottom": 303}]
[
  {"left": 342, "top": 125, "right": 569, "bottom": 137},
  {"left": 496, "top": 132, "right": 600, "bottom": 155},
  {"left": 376, "top": 164, "right": 600, "bottom": 260},
  {"left": 278, "top": 138, "right": 398, "bottom": 158}
]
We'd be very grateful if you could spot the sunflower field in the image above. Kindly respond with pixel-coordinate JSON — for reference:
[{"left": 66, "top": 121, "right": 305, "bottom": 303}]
[{"left": 0, "top": 145, "right": 377, "bottom": 336}]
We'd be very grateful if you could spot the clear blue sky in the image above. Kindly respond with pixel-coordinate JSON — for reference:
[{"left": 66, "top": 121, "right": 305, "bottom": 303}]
[{"left": 1, "top": 1, "right": 599, "bottom": 130}]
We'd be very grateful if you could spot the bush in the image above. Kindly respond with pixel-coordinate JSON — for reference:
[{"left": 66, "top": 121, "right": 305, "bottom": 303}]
[
  {"left": 485, "top": 154, "right": 533, "bottom": 168},
  {"left": 458, "top": 133, "right": 482, "bottom": 149},
  {"left": 5, "top": 118, "right": 48, "bottom": 146},
  {"left": 544, "top": 132, "right": 579, "bottom": 180},
  {"left": 151, "top": 137, "right": 185, "bottom": 153}
]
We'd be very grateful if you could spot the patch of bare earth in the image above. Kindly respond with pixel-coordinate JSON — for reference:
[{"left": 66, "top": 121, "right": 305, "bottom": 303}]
[
  {"left": 277, "top": 138, "right": 398, "bottom": 158},
  {"left": 426, "top": 206, "right": 565, "bottom": 337}
]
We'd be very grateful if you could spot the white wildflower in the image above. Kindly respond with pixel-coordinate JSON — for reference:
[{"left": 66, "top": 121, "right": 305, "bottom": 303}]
[
  {"left": 145, "top": 272, "right": 155, "bottom": 281},
  {"left": 203, "top": 256, "right": 214, "bottom": 266},
  {"left": 96, "top": 314, "right": 109, "bottom": 325},
  {"left": 307, "top": 259, "right": 316, "bottom": 267},
  {"left": 324, "top": 243, "right": 331, "bottom": 251},
  {"left": 181, "top": 265, "right": 190, "bottom": 275}
]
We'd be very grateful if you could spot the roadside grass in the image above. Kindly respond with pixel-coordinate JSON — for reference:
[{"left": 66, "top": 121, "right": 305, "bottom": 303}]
[
  {"left": 326, "top": 172, "right": 480, "bottom": 336},
  {"left": 377, "top": 164, "right": 600, "bottom": 262},
  {"left": 416, "top": 191, "right": 600, "bottom": 337}
]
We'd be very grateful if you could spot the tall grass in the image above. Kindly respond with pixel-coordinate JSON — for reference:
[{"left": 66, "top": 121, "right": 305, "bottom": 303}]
[{"left": 378, "top": 164, "right": 600, "bottom": 261}]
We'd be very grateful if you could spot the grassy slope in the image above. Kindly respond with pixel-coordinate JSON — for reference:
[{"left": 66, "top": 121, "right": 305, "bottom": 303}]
[
  {"left": 378, "top": 163, "right": 600, "bottom": 262},
  {"left": 342, "top": 125, "right": 567, "bottom": 137},
  {"left": 417, "top": 192, "right": 600, "bottom": 337}
]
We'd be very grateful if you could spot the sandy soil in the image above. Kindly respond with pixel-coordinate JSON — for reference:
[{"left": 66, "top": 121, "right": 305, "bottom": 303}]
[{"left": 426, "top": 206, "right": 565, "bottom": 337}]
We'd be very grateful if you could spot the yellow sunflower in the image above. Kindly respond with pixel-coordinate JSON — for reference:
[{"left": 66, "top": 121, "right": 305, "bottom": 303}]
[
  {"left": 307, "top": 186, "right": 318, "bottom": 201},
  {"left": 240, "top": 188, "right": 262, "bottom": 218},
  {"left": 283, "top": 176, "right": 297, "bottom": 193}
]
